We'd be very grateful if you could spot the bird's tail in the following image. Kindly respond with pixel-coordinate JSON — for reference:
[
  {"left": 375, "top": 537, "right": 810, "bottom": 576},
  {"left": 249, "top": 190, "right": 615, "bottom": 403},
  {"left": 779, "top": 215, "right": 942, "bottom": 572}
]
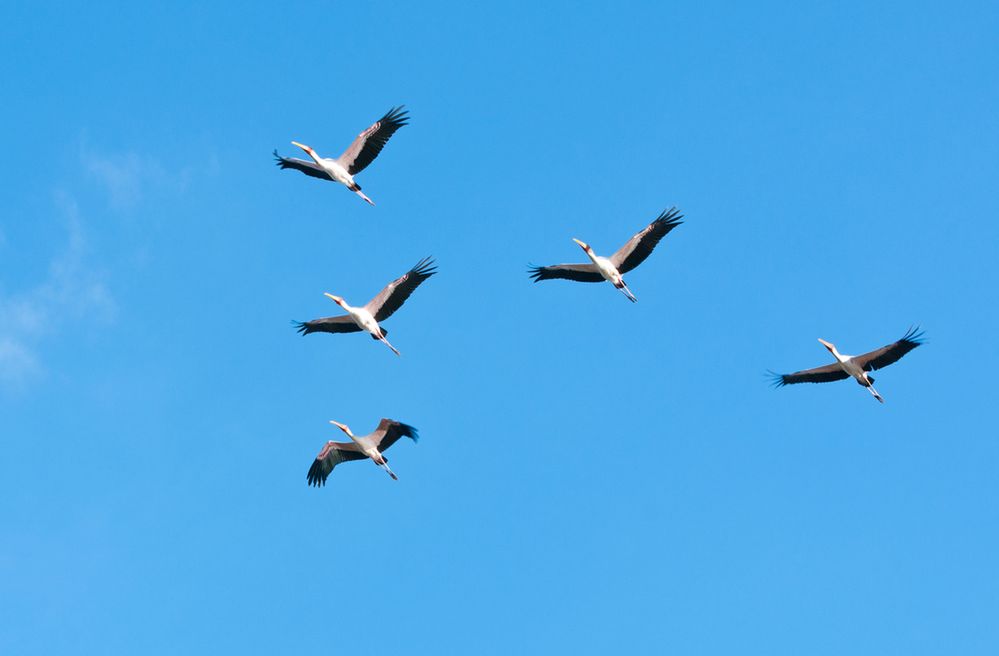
[
  {"left": 379, "top": 334, "right": 401, "bottom": 356},
  {"left": 380, "top": 462, "right": 398, "bottom": 480},
  {"left": 617, "top": 281, "right": 638, "bottom": 303},
  {"left": 350, "top": 184, "right": 375, "bottom": 206}
]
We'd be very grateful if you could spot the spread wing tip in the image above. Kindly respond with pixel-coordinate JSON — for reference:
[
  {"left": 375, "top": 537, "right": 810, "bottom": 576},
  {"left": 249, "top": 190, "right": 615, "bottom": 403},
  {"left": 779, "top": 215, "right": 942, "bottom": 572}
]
[
  {"left": 900, "top": 326, "right": 926, "bottom": 346},
  {"left": 306, "top": 460, "right": 328, "bottom": 487},
  {"left": 766, "top": 370, "right": 789, "bottom": 388}
]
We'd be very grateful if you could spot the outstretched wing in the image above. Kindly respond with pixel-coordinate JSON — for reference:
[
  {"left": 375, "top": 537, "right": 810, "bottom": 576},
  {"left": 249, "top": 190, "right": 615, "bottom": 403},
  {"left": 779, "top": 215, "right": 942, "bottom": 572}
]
[
  {"left": 610, "top": 207, "right": 683, "bottom": 274},
  {"left": 369, "top": 419, "right": 419, "bottom": 453},
  {"left": 527, "top": 262, "right": 603, "bottom": 283},
  {"left": 855, "top": 327, "right": 926, "bottom": 372},
  {"left": 274, "top": 150, "right": 333, "bottom": 181},
  {"left": 307, "top": 440, "right": 368, "bottom": 487},
  {"left": 295, "top": 315, "right": 363, "bottom": 336},
  {"left": 769, "top": 364, "right": 850, "bottom": 387},
  {"left": 365, "top": 257, "right": 437, "bottom": 322},
  {"left": 336, "top": 106, "right": 409, "bottom": 175}
]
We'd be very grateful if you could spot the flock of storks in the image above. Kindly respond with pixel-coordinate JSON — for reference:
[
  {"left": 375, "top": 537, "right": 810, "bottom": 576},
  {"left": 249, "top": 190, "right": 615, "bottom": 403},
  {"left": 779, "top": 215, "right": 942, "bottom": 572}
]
[{"left": 274, "top": 106, "right": 925, "bottom": 486}]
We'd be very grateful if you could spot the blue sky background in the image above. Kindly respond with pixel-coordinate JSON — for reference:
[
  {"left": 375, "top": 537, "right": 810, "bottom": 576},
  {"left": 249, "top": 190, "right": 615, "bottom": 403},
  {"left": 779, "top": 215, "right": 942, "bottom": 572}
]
[{"left": 2, "top": 1, "right": 998, "bottom": 653}]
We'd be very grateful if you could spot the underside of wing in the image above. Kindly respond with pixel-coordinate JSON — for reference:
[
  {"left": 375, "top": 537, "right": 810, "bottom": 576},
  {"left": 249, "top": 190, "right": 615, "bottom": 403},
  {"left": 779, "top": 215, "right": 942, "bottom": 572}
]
[
  {"left": 295, "top": 315, "right": 363, "bottom": 336},
  {"left": 769, "top": 363, "right": 850, "bottom": 387},
  {"left": 610, "top": 207, "right": 684, "bottom": 274},
  {"left": 527, "top": 262, "right": 603, "bottom": 283},
  {"left": 307, "top": 441, "right": 368, "bottom": 487},
  {"left": 274, "top": 150, "right": 333, "bottom": 181},
  {"left": 366, "top": 257, "right": 437, "bottom": 322},
  {"left": 337, "top": 106, "right": 409, "bottom": 175},
  {"left": 370, "top": 419, "right": 420, "bottom": 452},
  {"left": 857, "top": 327, "right": 926, "bottom": 372}
]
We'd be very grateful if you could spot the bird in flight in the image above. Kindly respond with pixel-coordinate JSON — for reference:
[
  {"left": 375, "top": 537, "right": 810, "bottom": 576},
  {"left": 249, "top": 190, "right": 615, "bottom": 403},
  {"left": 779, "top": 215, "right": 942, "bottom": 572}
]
[
  {"left": 307, "top": 418, "right": 419, "bottom": 484},
  {"left": 295, "top": 257, "right": 437, "bottom": 356},
  {"left": 529, "top": 208, "right": 683, "bottom": 302},
  {"left": 274, "top": 106, "right": 409, "bottom": 205},
  {"left": 769, "top": 327, "right": 925, "bottom": 403}
]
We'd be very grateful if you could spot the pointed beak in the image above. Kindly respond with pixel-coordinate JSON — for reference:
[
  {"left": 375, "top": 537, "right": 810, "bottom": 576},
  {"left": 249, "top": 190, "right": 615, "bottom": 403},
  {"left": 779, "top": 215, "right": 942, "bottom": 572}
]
[
  {"left": 291, "top": 141, "right": 311, "bottom": 152},
  {"left": 572, "top": 238, "right": 588, "bottom": 250},
  {"left": 323, "top": 293, "right": 342, "bottom": 305},
  {"left": 818, "top": 338, "right": 834, "bottom": 351},
  {"left": 329, "top": 420, "right": 349, "bottom": 433}
]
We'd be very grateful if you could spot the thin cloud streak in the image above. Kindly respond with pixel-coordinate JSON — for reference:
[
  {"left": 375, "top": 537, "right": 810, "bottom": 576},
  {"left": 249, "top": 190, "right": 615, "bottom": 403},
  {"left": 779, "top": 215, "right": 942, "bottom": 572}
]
[{"left": 0, "top": 194, "right": 115, "bottom": 392}]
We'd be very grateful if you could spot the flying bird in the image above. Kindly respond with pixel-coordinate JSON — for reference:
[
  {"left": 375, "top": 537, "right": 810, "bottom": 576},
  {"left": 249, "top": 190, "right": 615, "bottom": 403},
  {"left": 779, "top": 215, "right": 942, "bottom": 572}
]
[
  {"left": 274, "top": 105, "right": 409, "bottom": 205},
  {"left": 307, "top": 419, "right": 419, "bottom": 484},
  {"left": 529, "top": 207, "right": 683, "bottom": 302},
  {"left": 769, "top": 327, "right": 925, "bottom": 403},
  {"left": 295, "top": 257, "right": 436, "bottom": 356}
]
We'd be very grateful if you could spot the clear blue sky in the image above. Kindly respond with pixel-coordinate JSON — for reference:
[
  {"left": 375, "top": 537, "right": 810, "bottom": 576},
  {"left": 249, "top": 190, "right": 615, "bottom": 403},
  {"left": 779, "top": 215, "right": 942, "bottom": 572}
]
[{"left": 2, "top": 1, "right": 998, "bottom": 653}]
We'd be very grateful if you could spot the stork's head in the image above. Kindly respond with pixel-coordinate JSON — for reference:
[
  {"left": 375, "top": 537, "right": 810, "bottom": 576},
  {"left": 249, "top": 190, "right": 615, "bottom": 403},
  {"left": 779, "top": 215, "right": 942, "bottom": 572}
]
[
  {"left": 818, "top": 338, "right": 836, "bottom": 353},
  {"left": 291, "top": 140, "right": 313, "bottom": 154},
  {"left": 572, "top": 238, "right": 590, "bottom": 252},
  {"left": 323, "top": 292, "right": 345, "bottom": 307},
  {"left": 329, "top": 420, "right": 352, "bottom": 437}
]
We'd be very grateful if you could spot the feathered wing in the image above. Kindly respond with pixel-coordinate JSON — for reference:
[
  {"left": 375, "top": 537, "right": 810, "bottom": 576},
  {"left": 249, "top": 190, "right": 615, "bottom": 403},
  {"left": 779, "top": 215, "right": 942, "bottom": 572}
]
[
  {"left": 273, "top": 150, "right": 333, "bottom": 181},
  {"left": 769, "top": 363, "right": 850, "bottom": 387},
  {"left": 369, "top": 419, "right": 420, "bottom": 452},
  {"left": 365, "top": 257, "right": 437, "bottom": 322},
  {"left": 336, "top": 106, "right": 410, "bottom": 175},
  {"left": 856, "top": 327, "right": 926, "bottom": 372},
  {"left": 295, "top": 315, "right": 363, "bottom": 336},
  {"left": 307, "top": 441, "right": 368, "bottom": 487},
  {"left": 527, "top": 262, "right": 603, "bottom": 283},
  {"left": 610, "top": 208, "right": 684, "bottom": 274}
]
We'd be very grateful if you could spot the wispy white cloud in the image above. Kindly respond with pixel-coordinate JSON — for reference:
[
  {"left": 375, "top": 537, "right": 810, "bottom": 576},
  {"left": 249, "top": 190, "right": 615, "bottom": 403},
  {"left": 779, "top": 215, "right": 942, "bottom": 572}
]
[
  {"left": 80, "top": 140, "right": 209, "bottom": 211},
  {"left": 83, "top": 149, "right": 169, "bottom": 210},
  {"left": 0, "top": 194, "right": 115, "bottom": 392},
  {"left": 0, "top": 337, "right": 41, "bottom": 388}
]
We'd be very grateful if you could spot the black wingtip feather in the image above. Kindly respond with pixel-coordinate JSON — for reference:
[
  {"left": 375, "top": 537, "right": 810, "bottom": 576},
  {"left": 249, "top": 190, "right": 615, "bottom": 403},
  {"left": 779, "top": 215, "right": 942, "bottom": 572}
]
[
  {"left": 382, "top": 105, "right": 410, "bottom": 127},
  {"left": 766, "top": 369, "right": 788, "bottom": 388},
  {"left": 653, "top": 206, "right": 685, "bottom": 230},
  {"left": 306, "top": 460, "right": 327, "bottom": 487},
  {"left": 901, "top": 325, "right": 926, "bottom": 346}
]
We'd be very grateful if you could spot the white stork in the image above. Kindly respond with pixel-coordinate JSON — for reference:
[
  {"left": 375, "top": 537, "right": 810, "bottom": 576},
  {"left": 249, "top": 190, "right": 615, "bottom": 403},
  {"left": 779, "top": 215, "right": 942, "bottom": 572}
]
[
  {"left": 274, "top": 106, "right": 409, "bottom": 205},
  {"left": 307, "top": 419, "right": 419, "bottom": 484},
  {"left": 295, "top": 257, "right": 436, "bottom": 356},
  {"left": 770, "top": 327, "right": 925, "bottom": 403},
  {"left": 529, "top": 208, "right": 683, "bottom": 302}
]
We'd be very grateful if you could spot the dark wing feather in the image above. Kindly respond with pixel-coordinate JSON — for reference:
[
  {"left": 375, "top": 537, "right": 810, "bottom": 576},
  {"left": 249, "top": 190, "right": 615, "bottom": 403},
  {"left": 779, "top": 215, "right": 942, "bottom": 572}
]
[
  {"left": 337, "top": 106, "right": 409, "bottom": 175},
  {"left": 856, "top": 327, "right": 926, "bottom": 372},
  {"left": 610, "top": 208, "right": 684, "bottom": 274},
  {"left": 274, "top": 150, "right": 334, "bottom": 181},
  {"left": 768, "top": 363, "right": 850, "bottom": 387},
  {"left": 370, "top": 419, "right": 419, "bottom": 452},
  {"left": 527, "top": 263, "right": 603, "bottom": 283},
  {"left": 295, "top": 315, "right": 363, "bottom": 336},
  {"left": 307, "top": 441, "right": 367, "bottom": 487},
  {"left": 366, "top": 257, "right": 437, "bottom": 322}
]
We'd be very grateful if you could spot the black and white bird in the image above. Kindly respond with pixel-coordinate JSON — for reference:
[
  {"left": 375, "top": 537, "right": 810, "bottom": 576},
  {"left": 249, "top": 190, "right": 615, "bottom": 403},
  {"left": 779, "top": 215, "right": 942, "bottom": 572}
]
[
  {"left": 295, "top": 257, "right": 436, "bottom": 356},
  {"left": 769, "top": 327, "right": 925, "bottom": 403},
  {"left": 307, "top": 419, "right": 419, "bottom": 484},
  {"left": 274, "top": 106, "right": 409, "bottom": 205},
  {"left": 529, "top": 208, "right": 683, "bottom": 302}
]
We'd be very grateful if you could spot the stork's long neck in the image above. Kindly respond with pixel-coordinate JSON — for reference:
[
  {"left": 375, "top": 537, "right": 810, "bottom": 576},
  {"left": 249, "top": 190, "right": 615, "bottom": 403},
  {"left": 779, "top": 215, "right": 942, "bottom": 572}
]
[
  {"left": 581, "top": 245, "right": 598, "bottom": 263},
  {"left": 302, "top": 147, "right": 324, "bottom": 165}
]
